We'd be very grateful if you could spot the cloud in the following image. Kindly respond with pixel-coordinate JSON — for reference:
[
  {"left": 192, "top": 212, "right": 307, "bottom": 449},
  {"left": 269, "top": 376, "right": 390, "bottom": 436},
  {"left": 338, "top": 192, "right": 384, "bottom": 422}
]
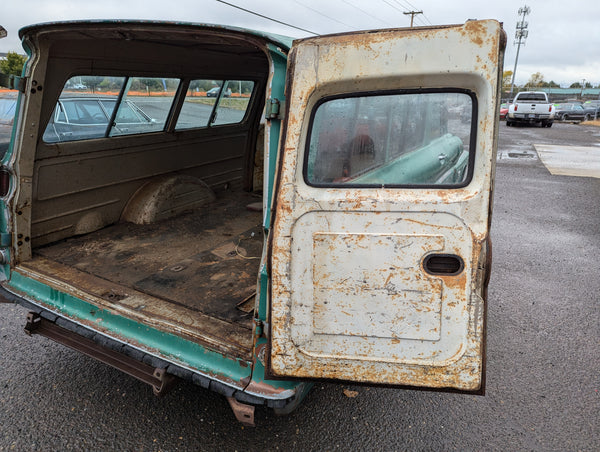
[{"left": 1, "top": 0, "right": 598, "bottom": 86}]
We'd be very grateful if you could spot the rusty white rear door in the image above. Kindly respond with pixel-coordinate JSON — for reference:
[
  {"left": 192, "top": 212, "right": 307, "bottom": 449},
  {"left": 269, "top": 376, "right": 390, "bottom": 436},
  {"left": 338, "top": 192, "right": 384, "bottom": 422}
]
[{"left": 268, "top": 20, "right": 504, "bottom": 391}]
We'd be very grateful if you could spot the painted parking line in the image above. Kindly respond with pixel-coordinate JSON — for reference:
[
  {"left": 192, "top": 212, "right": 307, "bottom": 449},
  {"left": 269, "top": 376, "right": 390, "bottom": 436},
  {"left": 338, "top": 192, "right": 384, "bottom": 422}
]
[{"left": 534, "top": 144, "right": 600, "bottom": 178}]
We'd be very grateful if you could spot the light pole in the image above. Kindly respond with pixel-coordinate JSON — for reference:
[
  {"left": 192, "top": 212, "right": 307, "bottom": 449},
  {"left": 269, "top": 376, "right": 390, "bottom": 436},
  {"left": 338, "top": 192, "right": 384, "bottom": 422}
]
[{"left": 509, "top": 6, "right": 531, "bottom": 98}]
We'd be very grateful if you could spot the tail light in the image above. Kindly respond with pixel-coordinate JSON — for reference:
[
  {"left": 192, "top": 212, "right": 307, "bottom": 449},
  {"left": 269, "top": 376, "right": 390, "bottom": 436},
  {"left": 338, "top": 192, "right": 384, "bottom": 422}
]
[
  {"left": 514, "top": 104, "right": 518, "bottom": 111},
  {"left": 549, "top": 106, "right": 552, "bottom": 112}
]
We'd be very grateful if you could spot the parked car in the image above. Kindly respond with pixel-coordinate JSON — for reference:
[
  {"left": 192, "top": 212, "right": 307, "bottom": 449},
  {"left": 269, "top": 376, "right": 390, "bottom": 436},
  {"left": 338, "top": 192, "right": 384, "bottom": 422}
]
[
  {"left": 43, "top": 96, "right": 157, "bottom": 142},
  {"left": 582, "top": 100, "right": 600, "bottom": 121},
  {"left": 506, "top": 91, "right": 554, "bottom": 127},
  {"left": 0, "top": 94, "right": 17, "bottom": 126},
  {"left": 554, "top": 103, "right": 586, "bottom": 123},
  {"left": 499, "top": 102, "right": 509, "bottom": 120},
  {"left": 0, "top": 92, "right": 18, "bottom": 157},
  {"left": 206, "top": 86, "right": 231, "bottom": 97}
]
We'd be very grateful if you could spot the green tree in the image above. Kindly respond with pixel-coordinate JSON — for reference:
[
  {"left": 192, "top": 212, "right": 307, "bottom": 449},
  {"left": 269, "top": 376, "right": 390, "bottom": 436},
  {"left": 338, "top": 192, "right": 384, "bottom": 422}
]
[
  {"left": 527, "top": 72, "right": 545, "bottom": 87},
  {"left": 502, "top": 70, "right": 513, "bottom": 92},
  {"left": 0, "top": 51, "right": 26, "bottom": 76},
  {"left": 85, "top": 76, "right": 105, "bottom": 94},
  {"left": 570, "top": 82, "right": 582, "bottom": 88},
  {"left": 240, "top": 81, "right": 254, "bottom": 94},
  {"left": 130, "top": 78, "right": 163, "bottom": 94}
]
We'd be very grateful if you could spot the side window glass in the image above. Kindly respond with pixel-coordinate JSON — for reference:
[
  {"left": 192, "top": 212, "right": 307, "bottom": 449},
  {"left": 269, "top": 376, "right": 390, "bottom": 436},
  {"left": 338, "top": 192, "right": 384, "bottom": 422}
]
[
  {"left": 55, "top": 103, "right": 67, "bottom": 123},
  {"left": 305, "top": 91, "right": 474, "bottom": 187},
  {"left": 0, "top": 90, "right": 18, "bottom": 158},
  {"left": 66, "top": 99, "right": 108, "bottom": 125},
  {"left": 212, "top": 80, "right": 254, "bottom": 126},
  {"left": 175, "top": 79, "right": 254, "bottom": 130},
  {"left": 110, "top": 77, "right": 178, "bottom": 137},
  {"left": 43, "top": 76, "right": 126, "bottom": 143},
  {"left": 176, "top": 79, "right": 219, "bottom": 130}
]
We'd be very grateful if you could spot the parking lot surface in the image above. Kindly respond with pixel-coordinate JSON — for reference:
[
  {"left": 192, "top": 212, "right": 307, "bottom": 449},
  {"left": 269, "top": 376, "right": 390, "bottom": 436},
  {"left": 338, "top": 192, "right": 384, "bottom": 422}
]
[{"left": 1, "top": 122, "right": 599, "bottom": 451}]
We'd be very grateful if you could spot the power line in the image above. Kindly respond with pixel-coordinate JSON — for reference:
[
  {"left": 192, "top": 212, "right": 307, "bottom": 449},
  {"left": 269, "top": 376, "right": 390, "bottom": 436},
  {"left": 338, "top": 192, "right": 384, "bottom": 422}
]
[
  {"left": 420, "top": 13, "right": 433, "bottom": 26},
  {"left": 381, "top": 0, "right": 404, "bottom": 14},
  {"left": 216, "top": 0, "right": 318, "bottom": 35},
  {"left": 382, "top": 0, "right": 421, "bottom": 27},
  {"left": 292, "top": 0, "right": 355, "bottom": 30},
  {"left": 400, "top": 0, "right": 423, "bottom": 12},
  {"left": 413, "top": 14, "right": 429, "bottom": 27},
  {"left": 393, "top": 0, "right": 432, "bottom": 25},
  {"left": 340, "top": 0, "right": 395, "bottom": 27}
]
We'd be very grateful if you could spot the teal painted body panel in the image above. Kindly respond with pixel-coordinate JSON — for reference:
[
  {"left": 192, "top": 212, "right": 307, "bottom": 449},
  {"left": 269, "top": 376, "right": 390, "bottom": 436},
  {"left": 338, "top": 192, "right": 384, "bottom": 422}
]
[
  {"left": 0, "top": 42, "right": 31, "bottom": 281},
  {"left": 0, "top": 199, "right": 9, "bottom": 281},
  {"left": 7, "top": 271, "right": 253, "bottom": 387},
  {"left": 263, "top": 44, "right": 288, "bottom": 231}
]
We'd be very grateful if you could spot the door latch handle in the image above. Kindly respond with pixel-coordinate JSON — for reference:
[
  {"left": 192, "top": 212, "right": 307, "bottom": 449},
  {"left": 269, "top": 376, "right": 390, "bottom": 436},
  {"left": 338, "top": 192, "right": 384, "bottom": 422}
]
[{"left": 423, "top": 254, "right": 464, "bottom": 275}]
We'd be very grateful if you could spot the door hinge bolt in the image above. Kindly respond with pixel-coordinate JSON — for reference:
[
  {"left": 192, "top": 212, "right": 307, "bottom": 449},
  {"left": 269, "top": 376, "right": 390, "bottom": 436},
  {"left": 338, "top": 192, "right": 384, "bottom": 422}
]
[{"left": 266, "top": 98, "right": 281, "bottom": 120}]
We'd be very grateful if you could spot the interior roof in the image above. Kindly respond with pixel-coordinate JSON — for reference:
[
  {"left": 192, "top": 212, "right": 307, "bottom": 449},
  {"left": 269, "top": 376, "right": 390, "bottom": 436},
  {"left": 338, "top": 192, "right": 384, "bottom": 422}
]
[
  {"left": 29, "top": 23, "right": 275, "bottom": 143},
  {"left": 20, "top": 20, "right": 293, "bottom": 52}
]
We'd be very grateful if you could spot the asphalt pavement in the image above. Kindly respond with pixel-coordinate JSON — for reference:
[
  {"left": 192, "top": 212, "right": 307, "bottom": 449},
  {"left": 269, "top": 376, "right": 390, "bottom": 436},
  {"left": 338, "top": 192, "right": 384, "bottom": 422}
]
[{"left": 0, "top": 121, "right": 599, "bottom": 451}]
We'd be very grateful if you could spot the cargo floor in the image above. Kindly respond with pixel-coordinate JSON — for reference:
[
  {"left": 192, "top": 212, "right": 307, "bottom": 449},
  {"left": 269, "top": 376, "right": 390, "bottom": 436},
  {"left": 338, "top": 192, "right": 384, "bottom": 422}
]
[{"left": 29, "top": 191, "right": 264, "bottom": 354}]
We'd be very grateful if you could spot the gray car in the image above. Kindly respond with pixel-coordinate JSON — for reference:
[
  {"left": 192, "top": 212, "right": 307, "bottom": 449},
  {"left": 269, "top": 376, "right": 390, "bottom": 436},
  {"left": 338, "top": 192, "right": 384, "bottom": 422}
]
[
  {"left": 582, "top": 101, "right": 600, "bottom": 121},
  {"left": 554, "top": 103, "right": 586, "bottom": 123},
  {"left": 0, "top": 92, "right": 18, "bottom": 158},
  {"left": 43, "top": 96, "right": 156, "bottom": 143}
]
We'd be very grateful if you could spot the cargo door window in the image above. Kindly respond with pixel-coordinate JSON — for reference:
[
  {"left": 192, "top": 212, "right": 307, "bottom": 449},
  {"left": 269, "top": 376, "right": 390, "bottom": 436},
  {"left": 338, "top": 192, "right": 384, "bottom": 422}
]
[{"left": 305, "top": 90, "right": 475, "bottom": 187}]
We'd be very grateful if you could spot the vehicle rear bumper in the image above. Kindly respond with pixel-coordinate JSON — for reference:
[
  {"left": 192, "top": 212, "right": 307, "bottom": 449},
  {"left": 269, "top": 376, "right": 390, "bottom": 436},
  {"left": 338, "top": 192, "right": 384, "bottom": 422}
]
[
  {"left": 509, "top": 114, "right": 553, "bottom": 122},
  {"left": 0, "top": 284, "right": 310, "bottom": 412}
]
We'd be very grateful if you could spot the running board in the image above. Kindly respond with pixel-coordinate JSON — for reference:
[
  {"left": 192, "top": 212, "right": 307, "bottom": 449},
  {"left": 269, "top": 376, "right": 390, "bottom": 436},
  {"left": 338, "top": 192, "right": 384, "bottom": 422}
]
[{"left": 24, "top": 312, "right": 176, "bottom": 395}]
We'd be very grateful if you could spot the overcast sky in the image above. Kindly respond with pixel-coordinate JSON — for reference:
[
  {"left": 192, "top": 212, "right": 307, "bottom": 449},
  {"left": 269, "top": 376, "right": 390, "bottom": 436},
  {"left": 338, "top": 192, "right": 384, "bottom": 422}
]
[{"left": 1, "top": 0, "right": 598, "bottom": 87}]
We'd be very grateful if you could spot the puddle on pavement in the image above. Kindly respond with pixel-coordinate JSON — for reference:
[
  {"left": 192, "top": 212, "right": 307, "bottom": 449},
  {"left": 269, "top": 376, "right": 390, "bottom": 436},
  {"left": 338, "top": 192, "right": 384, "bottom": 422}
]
[{"left": 498, "top": 150, "right": 538, "bottom": 160}]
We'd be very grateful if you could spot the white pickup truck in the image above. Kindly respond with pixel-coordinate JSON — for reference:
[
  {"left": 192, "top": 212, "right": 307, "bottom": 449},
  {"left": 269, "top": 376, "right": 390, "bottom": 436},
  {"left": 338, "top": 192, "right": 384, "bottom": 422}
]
[{"left": 507, "top": 91, "right": 555, "bottom": 127}]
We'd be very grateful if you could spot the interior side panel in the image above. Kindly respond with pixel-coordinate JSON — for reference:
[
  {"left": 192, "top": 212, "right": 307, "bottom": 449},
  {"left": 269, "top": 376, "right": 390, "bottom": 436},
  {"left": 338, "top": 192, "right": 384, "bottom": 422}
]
[{"left": 9, "top": 24, "right": 274, "bottom": 360}]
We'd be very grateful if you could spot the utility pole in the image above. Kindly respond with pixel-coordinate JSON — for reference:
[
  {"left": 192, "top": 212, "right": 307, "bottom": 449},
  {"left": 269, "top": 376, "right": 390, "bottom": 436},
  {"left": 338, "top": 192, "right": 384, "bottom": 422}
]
[
  {"left": 403, "top": 10, "right": 423, "bottom": 28},
  {"left": 509, "top": 5, "right": 531, "bottom": 98}
]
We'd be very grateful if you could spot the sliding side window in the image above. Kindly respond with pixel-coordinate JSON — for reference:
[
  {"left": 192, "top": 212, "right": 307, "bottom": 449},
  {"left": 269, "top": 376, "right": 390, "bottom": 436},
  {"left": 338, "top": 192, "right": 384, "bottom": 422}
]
[
  {"left": 109, "top": 77, "right": 178, "bottom": 137},
  {"left": 175, "top": 79, "right": 254, "bottom": 130}
]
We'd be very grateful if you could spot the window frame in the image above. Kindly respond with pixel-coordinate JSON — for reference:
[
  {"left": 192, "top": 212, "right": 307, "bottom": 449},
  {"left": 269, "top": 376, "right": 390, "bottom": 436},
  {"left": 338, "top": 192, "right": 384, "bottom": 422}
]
[
  {"left": 42, "top": 75, "right": 259, "bottom": 144},
  {"left": 175, "top": 78, "right": 257, "bottom": 131},
  {"left": 302, "top": 88, "right": 479, "bottom": 190}
]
